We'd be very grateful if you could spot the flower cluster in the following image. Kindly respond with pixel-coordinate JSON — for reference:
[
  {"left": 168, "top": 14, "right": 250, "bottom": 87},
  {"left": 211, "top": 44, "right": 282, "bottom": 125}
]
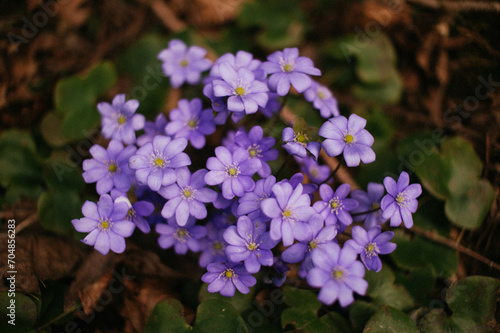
[{"left": 72, "top": 40, "right": 422, "bottom": 308}]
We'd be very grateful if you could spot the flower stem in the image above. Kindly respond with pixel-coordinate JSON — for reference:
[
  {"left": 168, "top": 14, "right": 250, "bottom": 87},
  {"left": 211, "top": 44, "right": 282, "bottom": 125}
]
[
  {"left": 320, "top": 157, "right": 343, "bottom": 185},
  {"left": 351, "top": 206, "right": 381, "bottom": 217}
]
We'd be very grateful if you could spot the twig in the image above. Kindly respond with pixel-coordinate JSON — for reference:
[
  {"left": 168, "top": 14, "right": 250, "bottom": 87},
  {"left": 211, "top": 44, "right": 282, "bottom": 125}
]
[
  {"left": 147, "top": 0, "right": 186, "bottom": 32},
  {"left": 407, "top": 0, "right": 500, "bottom": 12},
  {"left": 37, "top": 303, "right": 81, "bottom": 331},
  {"left": 409, "top": 226, "right": 500, "bottom": 271},
  {"left": 15, "top": 213, "right": 38, "bottom": 234}
]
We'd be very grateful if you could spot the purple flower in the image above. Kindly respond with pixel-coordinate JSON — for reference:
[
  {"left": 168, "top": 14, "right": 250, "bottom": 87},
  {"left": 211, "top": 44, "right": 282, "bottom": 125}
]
[
  {"left": 72, "top": 194, "right": 136, "bottom": 255},
  {"left": 201, "top": 262, "right": 257, "bottom": 297},
  {"left": 313, "top": 184, "right": 359, "bottom": 227},
  {"left": 237, "top": 175, "right": 276, "bottom": 220},
  {"left": 283, "top": 172, "right": 318, "bottom": 196},
  {"left": 231, "top": 126, "right": 279, "bottom": 178},
  {"left": 159, "top": 167, "right": 217, "bottom": 226},
  {"left": 98, "top": 94, "right": 145, "bottom": 145},
  {"left": 134, "top": 186, "right": 167, "bottom": 226},
  {"left": 307, "top": 242, "right": 368, "bottom": 306},
  {"left": 129, "top": 135, "right": 191, "bottom": 192},
  {"left": 155, "top": 216, "right": 207, "bottom": 254},
  {"left": 224, "top": 216, "right": 276, "bottom": 273},
  {"left": 199, "top": 222, "right": 228, "bottom": 267},
  {"left": 82, "top": 140, "right": 137, "bottom": 195},
  {"left": 203, "top": 83, "right": 230, "bottom": 125},
  {"left": 165, "top": 98, "right": 216, "bottom": 149},
  {"left": 137, "top": 114, "right": 168, "bottom": 147},
  {"left": 351, "top": 183, "right": 387, "bottom": 229},
  {"left": 263, "top": 257, "right": 290, "bottom": 287},
  {"left": 261, "top": 47, "right": 321, "bottom": 96},
  {"left": 261, "top": 182, "right": 316, "bottom": 246},
  {"left": 295, "top": 156, "right": 331, "bottom": 185},
  {"left": 381, "top": 171, "right": 422, "bottom": 228},
  {"left": 282, "top": 127, "right": 321, "bottom": 160},
  {"left": 204, "top": 146, "right": 261, "bottom": 200},
  {"left": 115, "top": 196, "right": 154, "bottom": 233},
  {"left": 319, "top": 114, "right": 375, "bottom": 167},
  {"left": 259, "top": 92, "right": 281, "bottom": 118},
  {"left": 281, "top": 213, "right": 337, "bottom": 278},
  {"left": 345, "top": 225, "right": 396, "bottom": 272},
  {"left": 212, "top": 63, "right": 269, "bottom": 115},
  {"left": 304, "top": 81, "right": 339, "bottom": 118},
  {"left": 209, "top": 51, "right": 264, "bottom": 81},
  {"left": 158, "top": 39, "right": 212, "bottom": 88}
]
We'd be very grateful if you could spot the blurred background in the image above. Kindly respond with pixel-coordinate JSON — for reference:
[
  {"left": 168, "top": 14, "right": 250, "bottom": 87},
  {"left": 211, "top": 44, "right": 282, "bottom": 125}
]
[{"left": 0, "top": 0, "right": 499, "bottom": 332}]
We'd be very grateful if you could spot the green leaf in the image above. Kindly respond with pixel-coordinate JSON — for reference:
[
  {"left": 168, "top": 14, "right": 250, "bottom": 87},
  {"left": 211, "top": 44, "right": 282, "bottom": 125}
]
[
  {"left": 193, "top": 299, "right": 248, "bottom": 333},
  {"left": 365, "top": 266, "right": 414, "bottom": 311},
  {"left": 144, "top": 298, "right": 190, "bottom": 333},
  {"left": 394, "top": 266, "right": 436, "bottom": 306},
  {"left": 390, "top": 231, "right": 457, "bottom": 279},
  {"left": 116, "top": 34, "right": 171, "bottom": 119},
  {"left": 446, "top": 276, "right": 500, "bottom": 324},
  {"left": 40, "top": 111, "right": 70, "bottom": 147},
  {"left": 444, "top": 179, "right": 494, "bottom": 229},
  {"left": 238, "top": 0, "right": 307, "bottom": 49},
  {"left": 38, "top": 281, "right": 72, "bottom": 326},
  {"left": 354, "top": 34, "right": 397, "bottom": 84},
  {"left": 0, "top": 130, "right": 43, "bottom": 203},
  {"left": 363, "top": 305, "right": 418, "bottom": 333},
  {"left": 349, "top": 301, "right": 378, "bottom": 333},
  {"left": 413, "top": 147, "right": 450, "bottom": 200},
  {"left": 198, "top": 283, "right": 255, "bottom": 314},
  {"left": 419, "top": 276, "right": 500, "bottom": 332},
  {"left": 302, "top": 312, "right": 351, "bottom": 333},
  {"left": 281, "top": 285, "right": 322, "bottom": 329},
  {"left": 352, "top": 74, "right": 402, "bottom": 104},
  {"left": 0, "top": 292, "right": 38, "bottom": 333},
  {"left": 37, "top": 155, "right": 85, "bottom": 234},
  {"left": 441, "top": 137, "right": 482, "bottom": 195},
  {"left": 38, "top": 189, "right": 83, "bottom": 234},
  {"left": 54, "top": 62, "right": 117, "bottom": 140}
]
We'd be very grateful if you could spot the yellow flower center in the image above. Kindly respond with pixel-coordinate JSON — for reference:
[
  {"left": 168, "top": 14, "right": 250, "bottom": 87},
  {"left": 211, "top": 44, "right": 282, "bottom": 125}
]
[
  {"left": 282, "top": 209, "right": 292, "bottom": 218},
  {"left": 188, "top": 119, "right": 198, "bottom": 128},
  {"left": 297, "top": 134, "right": 306, "bottom": 143},
  {"left": 249, "top": 149, "right": 257, "bottom": 157},
  {"left": 365, "top": 242, "right": 380, "bottom": 258},
  {"left": 99, "top": 218, "right": 112, "bottom": 231},
  {"left": 235, "top": 87, "right": 245, "bottom": 96},
  {"left": 333, "top": 269, "right": 344, "bottom": 280},
  {"left": 309, "top": 240, "right": 317, "bottom": 250},
  {"left": 226, "top": 165, "right": 240, "bottom": 178},
  {"left": 225, "top": 269, "right": 234, "bottom": 278},
  {"left": 154, "top": 158, "right": 164, "bottom": 168},
  {"left": 396, "top": 193, "right": 405, "bottom": 204},
  {"left": 371, "top": 203, "right": 380, "bottom": 210},
  {"left": 109, "top": 163, "right": 117, "bottom": 173},
  {"left": 180, "top": 59, "right": 189, "bottom": 67},
  {"left": 283, "top": 64, "right": 293, "bottom": 72},
  {"left": 247, "top": 242, "right": 258, "bottom": 251},
  {"left": 344, "top": 134, "right": 354, "bottom": 144},
  {"left": 118, "top": 115, "right": 126, "bottom": 125},
  {"left": 126, "top": 208, "right": 135, "bottom": 220},
  {"left": 213, "top": 241, "right": 223, "bottom": 251},
  {"left": 317, "top": 91, "right": 325, "bottom": 99},
  {"left": 330, "top": 201, "right": 338, "bottom": 209}
]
